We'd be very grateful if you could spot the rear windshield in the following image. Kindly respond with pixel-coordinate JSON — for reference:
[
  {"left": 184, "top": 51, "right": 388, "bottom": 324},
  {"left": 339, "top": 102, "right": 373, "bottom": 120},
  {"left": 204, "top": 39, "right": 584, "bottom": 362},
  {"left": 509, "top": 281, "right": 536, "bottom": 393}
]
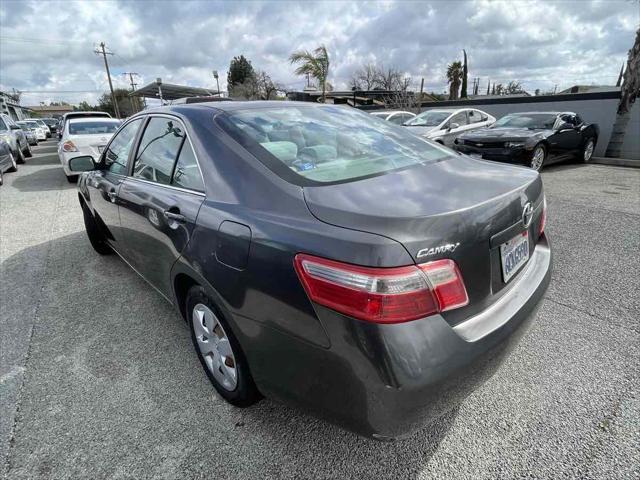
[
  {"left": 69, "top": 121, "right": 120, "bottom": 135},
  {"left": 492, "top": 114, "right": 557, "bottom": 129},
  {"left": 216, "top": 105, "right": 453, "bottom": 185}
]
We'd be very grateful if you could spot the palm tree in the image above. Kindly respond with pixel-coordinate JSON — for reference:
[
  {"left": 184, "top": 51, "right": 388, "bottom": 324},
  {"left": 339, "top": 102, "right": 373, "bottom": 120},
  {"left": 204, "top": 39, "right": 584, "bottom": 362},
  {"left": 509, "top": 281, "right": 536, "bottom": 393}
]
[
  {"left": 446, "top": 61, "right": 463, "bottom": 100},
  {"left": 289, "top": 45, "right": 330, "bottom": 103}
]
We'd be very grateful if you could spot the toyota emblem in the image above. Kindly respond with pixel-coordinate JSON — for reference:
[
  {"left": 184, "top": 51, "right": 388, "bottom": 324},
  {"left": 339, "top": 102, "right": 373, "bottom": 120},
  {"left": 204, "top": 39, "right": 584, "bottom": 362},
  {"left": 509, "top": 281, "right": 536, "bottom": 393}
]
[{"left": 522, "top": 202, "right": 534, "bottom": 228}]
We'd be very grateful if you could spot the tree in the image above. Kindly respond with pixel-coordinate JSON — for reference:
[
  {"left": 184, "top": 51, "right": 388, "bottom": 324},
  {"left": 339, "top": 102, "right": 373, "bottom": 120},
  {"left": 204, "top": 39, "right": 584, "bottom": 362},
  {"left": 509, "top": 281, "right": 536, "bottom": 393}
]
[
  {"left": 97, "top": 88, "right": 136, "bottom": 117},
  {"left": 227, "top": 55, "right": 255, "bottom": 90},
  {"left": 73, "top": 101, "right": 98, "bottom": 111},
  {"left": 290, "top": 45, "right": 330, "bottom": 103},
  {"left": 446, "top": 61, "right": 463, "bottom": 100},
  {"left": 229, "top": 70, "right": 284, "bottom": 100},
  {"left": 461, "top": 50, "right": 468, "bottom": 98},
  {"left": 350, "top": 63, "right": 379, "bottom": 90}
]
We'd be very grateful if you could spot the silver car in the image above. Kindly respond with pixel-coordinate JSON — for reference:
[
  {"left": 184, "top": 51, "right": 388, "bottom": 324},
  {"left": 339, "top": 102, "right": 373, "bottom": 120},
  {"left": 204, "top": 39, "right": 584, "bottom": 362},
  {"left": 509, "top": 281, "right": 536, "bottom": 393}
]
[
  {"left": 403, "top": 108, "right": 496, "bottom": 147},
  {"left": 0, "top": 113, "right": 32, "bottom": 163}
]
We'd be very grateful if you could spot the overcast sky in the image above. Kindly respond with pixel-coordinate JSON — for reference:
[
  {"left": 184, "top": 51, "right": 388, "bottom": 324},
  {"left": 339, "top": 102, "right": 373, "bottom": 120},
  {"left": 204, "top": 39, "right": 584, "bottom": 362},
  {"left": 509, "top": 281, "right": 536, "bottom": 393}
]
[{"left": 0, "top": 0, "right": 638, "bottom": 106}]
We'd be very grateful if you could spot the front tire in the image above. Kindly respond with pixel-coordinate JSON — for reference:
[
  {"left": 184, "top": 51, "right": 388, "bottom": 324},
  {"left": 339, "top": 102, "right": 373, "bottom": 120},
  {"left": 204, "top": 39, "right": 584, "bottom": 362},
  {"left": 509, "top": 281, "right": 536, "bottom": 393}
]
[
  {"left": 529, "top": 144, "right": 546, "bottom": 171},
  {"left": 66, "top": 174, "right": 77, "bottom": 183},
  {"left": 7, "top": 153, "right": 17, "bottom": 173},
  {"left": 581, "top": 137, "right": 595, "bottom": 163},
  {"left": 186, "top": 286, "right": 261, "bottom": 407},
  {"left": 14, "top": 148, "right": 26, "bottom": 164},
  {"left": 23, "top": 144, "right": 32, "bottom": 158},
  {"left": 81, "top": 203, "right": 113, "bottom": 255}
]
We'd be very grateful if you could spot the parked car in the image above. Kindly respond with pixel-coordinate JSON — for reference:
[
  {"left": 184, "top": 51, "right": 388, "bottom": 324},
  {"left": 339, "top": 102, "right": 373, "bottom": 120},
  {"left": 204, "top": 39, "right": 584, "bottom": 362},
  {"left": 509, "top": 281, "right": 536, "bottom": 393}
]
[
  {"left": 58, "top": 111, "right": 112, "bottom": 139},
  {"left": 58, "top": 117, "right": 121, "bottom": 182},
  {"left": 0, "top": 138, "right": 17, "bottom": 186},
  {"left": 0, "top": 113, "right": 31, "bottom": 163},
  {"left": 41, "top": 117, "right": 59, "bottom": 135},
  {"left": 69, "top": 102, "right": 551, "bottom": 439},
  {"left": 16, "top": 121, "right": 39, "bottom": 145},
  {"left": 403, "top": 108, "right": 496, "bottom": 147},
  {"left": 23, "top": 120, "right": 47, "bottom": 141},
  {"left": 454, "top": 112, "right": 599, "bottom": 171},
  {"left": 370, "top": 110, "right": 417, "bottom": 125},
  {"left": 27, "top": 118, "right": 51, "bottom": 138}
]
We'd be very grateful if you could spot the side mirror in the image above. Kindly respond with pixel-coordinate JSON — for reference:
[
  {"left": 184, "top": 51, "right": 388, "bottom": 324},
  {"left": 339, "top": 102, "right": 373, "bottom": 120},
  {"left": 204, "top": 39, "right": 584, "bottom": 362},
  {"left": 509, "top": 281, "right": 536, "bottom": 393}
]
[
  {"left": 9, "top": 125, "right": 20, "bottom": 130},
  {"left": 556, "top": 122, "right": 573, "bottom": 131},
  {"left": 448, "top": 122, "right": 460, "bottom": 131},
  {"left": 68, "top": 155, "right": 96, "bottom": 172}
]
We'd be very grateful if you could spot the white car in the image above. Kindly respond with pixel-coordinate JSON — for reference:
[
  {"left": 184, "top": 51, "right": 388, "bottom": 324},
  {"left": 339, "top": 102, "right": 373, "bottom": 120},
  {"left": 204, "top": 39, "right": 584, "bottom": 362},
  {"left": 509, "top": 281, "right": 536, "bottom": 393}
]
[
  {"left": 370, "top": 110, "right": 417, "bottom": 125},
  {"left": 403, "top": 108, "right": 495, "bottom": 147},
  {"left": 31, "top": 119, "right": 51, "bottom": 138},
  {"left": 24, "top": 120, "right": 48, "bottom": 141},
  {"left": 58, "top": 117, "right": 121, "bottom": 181}
]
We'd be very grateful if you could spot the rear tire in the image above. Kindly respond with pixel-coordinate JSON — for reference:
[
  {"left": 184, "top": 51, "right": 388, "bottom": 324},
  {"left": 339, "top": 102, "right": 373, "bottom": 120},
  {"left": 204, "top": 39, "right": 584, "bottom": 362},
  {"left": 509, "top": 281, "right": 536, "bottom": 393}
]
[
  {"left": 529, "top": 144, "right": 546, "bottom": 171},
  {"left": 81, "top": 203, "right": 113, "bottom": 255},
  {"left": 186, "top": 286, "right": 261, "bottom": 407},
  {"left": 23, "top": 144, "right": 32, "bottom": 158}
]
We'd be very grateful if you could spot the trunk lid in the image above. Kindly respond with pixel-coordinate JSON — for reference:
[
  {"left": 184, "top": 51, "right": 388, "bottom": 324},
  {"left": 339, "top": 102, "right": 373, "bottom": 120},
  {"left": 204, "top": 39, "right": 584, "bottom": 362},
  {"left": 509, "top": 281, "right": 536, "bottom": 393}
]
[
  {"left": 69, "top": 133, "right": 114, "bottom": 159},
  {"left": 303, "top": 155, "right": 543, "bottom": 323}
]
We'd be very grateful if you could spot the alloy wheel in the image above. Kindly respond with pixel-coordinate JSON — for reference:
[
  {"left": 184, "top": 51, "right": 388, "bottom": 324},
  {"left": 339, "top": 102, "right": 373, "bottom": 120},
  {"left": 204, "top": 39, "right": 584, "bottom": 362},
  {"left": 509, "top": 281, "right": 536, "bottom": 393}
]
[
  {"left": 530, "top": 146, "right": 545, "bottom": 171},
  {"left": 192, "top": 303, "right": 238, "bottom": 391},
  {"left": 583, "top": 140, "right": 594, "bottom": 162}
]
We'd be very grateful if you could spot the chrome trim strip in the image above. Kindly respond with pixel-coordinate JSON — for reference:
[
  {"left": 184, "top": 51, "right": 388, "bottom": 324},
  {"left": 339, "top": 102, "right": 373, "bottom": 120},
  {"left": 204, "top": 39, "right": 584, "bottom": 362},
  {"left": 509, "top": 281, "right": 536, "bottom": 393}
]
[
  {"left": 123, "top": 175, "right": 206, "bottom": 197},
  {"left": 452, "top": 241, "right": 551, "bottom": 342}
]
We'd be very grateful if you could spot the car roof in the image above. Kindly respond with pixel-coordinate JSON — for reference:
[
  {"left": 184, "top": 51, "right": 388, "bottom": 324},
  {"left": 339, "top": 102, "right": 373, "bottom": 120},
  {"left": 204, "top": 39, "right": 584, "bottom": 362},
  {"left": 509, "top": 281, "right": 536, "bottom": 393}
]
[{"left": 507, "top": 111, "right": 572, "bottom": 115}]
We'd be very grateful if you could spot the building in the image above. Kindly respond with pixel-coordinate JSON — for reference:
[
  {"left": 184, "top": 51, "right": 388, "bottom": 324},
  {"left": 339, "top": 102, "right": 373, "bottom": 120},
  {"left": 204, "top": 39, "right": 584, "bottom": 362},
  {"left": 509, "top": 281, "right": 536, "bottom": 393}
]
[
  {"left": 0, "top": 91, "right": 34, "bottom": 120},
  {"left": 26, "top": 104, "right": 74, "bottom": 118}
]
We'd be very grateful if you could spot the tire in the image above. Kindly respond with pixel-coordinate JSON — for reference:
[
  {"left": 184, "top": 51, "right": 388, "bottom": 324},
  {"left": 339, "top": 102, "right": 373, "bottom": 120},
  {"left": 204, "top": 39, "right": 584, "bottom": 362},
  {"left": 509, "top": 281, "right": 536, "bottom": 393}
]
[
  {"left": 7, "top": 153, "right": 17, "bottom": 173},
  {"left": 66, "top": 174, "right": 78, "bottom": 183},
  {"left": 0, "top": 170, "right": 3, "bottom": 186},
  {"left": 581, "top": 137, "right": 595, "bottom": 163},
  {"left": 186, "top": 286, "right": 261, "bottom": 407},
  {"left": 14, "top": 147, "right": 26, "bottom": 165},
  {"left": 81, "top": 203, "right": 113, "bottom": 255},
  {"left": 23, "top": 143, "right": 32, "bottom": 158},
  {"left": 435, "top": 139, "right": 444, "bottom": 145},
  {"left": 529, "top": 144, "right": 546, "bottom": 171}
]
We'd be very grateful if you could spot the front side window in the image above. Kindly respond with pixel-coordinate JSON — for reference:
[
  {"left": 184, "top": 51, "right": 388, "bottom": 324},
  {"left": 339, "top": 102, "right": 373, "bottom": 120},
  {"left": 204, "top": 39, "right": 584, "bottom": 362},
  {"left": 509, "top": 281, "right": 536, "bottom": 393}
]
[
  {"left": 172, "top": 141, "right": 204, "bottom": 192},
  {"left": 104, "top": 119, "right": 142, "bottom": 175},
  {"left": 388, "top": 114, "right": 406, "bottom": 125},
  {"left": 132, "top": 117, "right": 185, "bottom": 185},
  {"left": 216, "top": 105, "right": 454, "bottom": 185},
  {"left": 404, "top": 110, "right": 451, "bottom": 127}
]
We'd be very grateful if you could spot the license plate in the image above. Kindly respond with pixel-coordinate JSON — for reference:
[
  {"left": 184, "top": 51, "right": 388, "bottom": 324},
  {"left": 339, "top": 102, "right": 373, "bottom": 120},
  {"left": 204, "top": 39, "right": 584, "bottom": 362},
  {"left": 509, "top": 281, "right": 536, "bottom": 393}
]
[
  {"left": 98, "top": 145, "right": 106, "bottom": 153},
  {"left": 500, "top": 231, "right": 529, "bottom": 283}
]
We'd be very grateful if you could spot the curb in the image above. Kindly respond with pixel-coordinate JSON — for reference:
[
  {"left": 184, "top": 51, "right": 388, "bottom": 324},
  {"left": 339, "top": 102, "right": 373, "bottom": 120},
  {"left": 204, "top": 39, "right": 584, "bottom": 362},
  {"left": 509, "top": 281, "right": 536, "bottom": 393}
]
[{"left": 591, "top": 156, "right": 640, "bottom": 169}]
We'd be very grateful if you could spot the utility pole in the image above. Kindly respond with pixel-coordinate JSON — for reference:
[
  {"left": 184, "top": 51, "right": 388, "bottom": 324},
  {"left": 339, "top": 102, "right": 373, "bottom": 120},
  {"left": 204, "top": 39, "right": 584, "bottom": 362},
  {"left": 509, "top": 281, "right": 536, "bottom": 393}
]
[
  {"left": 123, "top": 72, "right": 141, "bottom": 113},
  {"left": 94, "top": 42, "right": 120, "bottom": 118}
]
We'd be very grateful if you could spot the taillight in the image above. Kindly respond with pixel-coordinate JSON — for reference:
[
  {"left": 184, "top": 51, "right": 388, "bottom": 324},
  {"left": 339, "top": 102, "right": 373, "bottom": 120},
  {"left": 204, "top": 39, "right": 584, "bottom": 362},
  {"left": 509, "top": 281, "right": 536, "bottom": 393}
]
[
  {"left": 539, "top": 195, "right": 547, "bottom": 236},
  {"left": 62, "top": 141, "right": 77, "bottom": 152},
  {"left": 294, "top": 254, "right": 468, "bottom": 323}
]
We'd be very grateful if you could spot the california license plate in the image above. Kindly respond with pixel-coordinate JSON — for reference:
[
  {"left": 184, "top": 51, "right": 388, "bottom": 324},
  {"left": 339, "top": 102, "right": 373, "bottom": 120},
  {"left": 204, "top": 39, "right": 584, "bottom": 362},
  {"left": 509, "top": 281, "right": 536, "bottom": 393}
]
[{"left": 500, "top": 231, "right": 529, "bottom": 283}]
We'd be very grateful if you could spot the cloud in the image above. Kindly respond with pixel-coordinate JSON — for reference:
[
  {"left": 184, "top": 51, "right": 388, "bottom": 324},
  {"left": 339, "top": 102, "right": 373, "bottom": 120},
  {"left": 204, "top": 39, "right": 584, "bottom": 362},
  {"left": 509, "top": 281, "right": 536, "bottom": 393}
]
[{"left": 0, "top": 0, "right": 637, "bottom": 106}]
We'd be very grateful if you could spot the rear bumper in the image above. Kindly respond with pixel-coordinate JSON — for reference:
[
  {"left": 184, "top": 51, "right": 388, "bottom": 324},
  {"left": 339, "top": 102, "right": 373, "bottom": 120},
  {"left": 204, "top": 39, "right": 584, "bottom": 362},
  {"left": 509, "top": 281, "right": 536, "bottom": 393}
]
[{"left": 240, "top": 236, "right": 552, "bottom": 439}]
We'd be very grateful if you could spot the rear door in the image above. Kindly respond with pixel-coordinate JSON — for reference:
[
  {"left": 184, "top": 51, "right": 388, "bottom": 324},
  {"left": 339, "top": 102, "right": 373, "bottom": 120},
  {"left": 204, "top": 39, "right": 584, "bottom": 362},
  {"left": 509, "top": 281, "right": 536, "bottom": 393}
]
[
  {"left": 442, "top": 111, "right": 469, "bottom": 146},
  {"left": 549, "top": 114, "right": 582, "bottom": 160},
  {"left": 117, "top": 115, "right": 205, "bottom": 298},
  {"left": 87, "top": 118, "right": 143, "bottom": 252}
]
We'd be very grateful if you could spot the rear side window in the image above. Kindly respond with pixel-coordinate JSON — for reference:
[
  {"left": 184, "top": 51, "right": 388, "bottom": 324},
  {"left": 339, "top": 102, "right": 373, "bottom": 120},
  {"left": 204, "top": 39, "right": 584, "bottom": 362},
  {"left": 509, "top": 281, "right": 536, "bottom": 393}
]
[
  {"left": 133, "top": 117, "right": 185, "bottom": 185},
  {"left": 172, "top": 142, "right": 203, "bottom": 192}
]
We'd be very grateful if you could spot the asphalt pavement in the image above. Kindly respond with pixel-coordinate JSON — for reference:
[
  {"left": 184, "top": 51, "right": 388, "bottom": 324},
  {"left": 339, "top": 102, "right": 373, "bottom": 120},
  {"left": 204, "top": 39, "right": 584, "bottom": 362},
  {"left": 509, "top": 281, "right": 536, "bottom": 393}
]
[{"left": 0, "top": 140, "right": 638, "bottom": 479}]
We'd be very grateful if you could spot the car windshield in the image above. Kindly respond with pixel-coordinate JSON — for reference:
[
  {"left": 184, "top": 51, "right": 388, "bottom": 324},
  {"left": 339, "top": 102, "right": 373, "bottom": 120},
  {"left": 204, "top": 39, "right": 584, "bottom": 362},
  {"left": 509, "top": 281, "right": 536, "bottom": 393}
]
[
  {"left": 26, "top": 122, "right": 39, "bottom": 128},
  {"left": 69, "top": 121, "right": 120, "bottom": 135},
  {"left": 404, "top": 110, "right": 451, "bottom": 127},
  {"left": 492, "top": 114, "right": 557, "bottom": 129},
  {"left": 216, "top": 105, "right": 452, "bottom": 185},
  {"left": 42, "top": 119, "right": 57, "bottom": 126}
]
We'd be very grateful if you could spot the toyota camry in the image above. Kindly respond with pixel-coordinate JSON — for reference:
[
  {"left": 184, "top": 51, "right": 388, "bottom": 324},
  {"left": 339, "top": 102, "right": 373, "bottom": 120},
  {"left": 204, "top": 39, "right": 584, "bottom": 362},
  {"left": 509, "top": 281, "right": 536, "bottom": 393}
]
[{"left": 69, "top": 102, "right": 551, "bottom": 439}]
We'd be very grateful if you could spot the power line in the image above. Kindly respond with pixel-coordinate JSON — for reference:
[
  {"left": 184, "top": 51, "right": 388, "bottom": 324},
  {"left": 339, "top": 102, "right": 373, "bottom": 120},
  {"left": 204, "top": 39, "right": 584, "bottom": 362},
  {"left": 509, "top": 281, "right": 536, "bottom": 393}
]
[{"left": 94, "top": 42, "right": 120, "bottom": 118}]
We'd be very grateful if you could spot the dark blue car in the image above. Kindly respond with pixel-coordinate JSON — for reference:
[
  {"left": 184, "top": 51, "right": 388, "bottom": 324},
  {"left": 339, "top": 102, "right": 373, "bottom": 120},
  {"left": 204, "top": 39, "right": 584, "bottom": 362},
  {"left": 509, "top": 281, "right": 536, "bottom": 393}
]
[{"left": 70, "top": 102, "right": 551, "bottom": 439}]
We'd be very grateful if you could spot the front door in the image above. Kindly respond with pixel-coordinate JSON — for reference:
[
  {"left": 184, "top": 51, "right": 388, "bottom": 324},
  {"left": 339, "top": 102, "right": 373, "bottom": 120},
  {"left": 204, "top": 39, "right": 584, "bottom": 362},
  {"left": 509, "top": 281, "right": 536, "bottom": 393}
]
[
  {"left": 442, "top": 111, "right": 469, "bottom": 147},
  {"left": 117, "top": 115, "right": 205, "bottom": 298},
  {"left": 548, "top": 114, "right": 582, "bottom": 161},
  {"left": 87, "top": 118, "right": 142, "bottom": 252}
]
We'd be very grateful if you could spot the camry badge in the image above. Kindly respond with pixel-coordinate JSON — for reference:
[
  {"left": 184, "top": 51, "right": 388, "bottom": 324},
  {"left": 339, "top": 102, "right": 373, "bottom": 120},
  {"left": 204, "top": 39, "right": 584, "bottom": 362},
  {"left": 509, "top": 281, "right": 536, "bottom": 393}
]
[
  {"left": 417, "top": 242, "right": 460, "bottom": 258},
  {"left": 522, "top": 202, "right": 534, "bottom": 228}
]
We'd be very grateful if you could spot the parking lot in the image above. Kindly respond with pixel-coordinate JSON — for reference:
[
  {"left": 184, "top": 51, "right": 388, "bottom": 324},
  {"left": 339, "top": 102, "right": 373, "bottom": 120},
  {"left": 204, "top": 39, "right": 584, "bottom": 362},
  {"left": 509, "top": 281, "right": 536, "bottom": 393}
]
[{"left": 0, "top": 140, "right": 638, "bottom": 479}]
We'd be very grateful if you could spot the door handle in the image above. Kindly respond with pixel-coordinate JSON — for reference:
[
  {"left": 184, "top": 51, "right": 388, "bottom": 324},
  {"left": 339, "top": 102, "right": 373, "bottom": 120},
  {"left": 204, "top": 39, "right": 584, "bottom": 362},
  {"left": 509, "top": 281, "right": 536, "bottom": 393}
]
[{"left": 163, "top": 210, "right": 186, "bottom": 223}]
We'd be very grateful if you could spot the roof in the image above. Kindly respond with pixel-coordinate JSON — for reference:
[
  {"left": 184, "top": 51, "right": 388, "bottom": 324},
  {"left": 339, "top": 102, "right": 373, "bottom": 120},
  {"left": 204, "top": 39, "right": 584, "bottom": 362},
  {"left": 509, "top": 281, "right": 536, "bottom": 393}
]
[
  {"left": 132, "top": 82, "right": 218, "bottom": 100},
  {"left": 68, "top": 117, "right": 120, "bottom": 123}
]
